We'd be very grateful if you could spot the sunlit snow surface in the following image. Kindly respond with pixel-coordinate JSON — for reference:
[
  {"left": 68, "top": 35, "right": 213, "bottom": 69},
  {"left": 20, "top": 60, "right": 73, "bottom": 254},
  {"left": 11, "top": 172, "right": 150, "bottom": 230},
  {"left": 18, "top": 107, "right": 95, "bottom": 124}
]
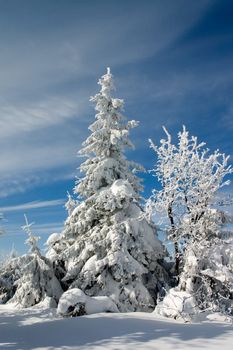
[{"left": 0, "top": 305, "right": 232, "bottom": 350}]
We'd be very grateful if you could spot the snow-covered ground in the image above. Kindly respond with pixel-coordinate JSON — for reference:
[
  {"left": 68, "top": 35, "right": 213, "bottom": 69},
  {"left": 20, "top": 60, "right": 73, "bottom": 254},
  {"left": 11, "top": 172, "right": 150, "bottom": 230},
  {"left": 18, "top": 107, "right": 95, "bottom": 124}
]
[{"left": 0, "top": 305, "right": 232, "bottom": 350}]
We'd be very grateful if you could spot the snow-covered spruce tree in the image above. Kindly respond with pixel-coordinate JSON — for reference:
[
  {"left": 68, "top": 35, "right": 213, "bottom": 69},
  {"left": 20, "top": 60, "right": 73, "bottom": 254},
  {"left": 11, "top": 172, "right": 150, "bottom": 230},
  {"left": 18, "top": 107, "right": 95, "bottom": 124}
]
[
  {"left": 0, "top": 248, "right": 22, "bottom": 304},
  {"left": 48, "top": 68, "right": 167, "bottom": 312},
  {"left": 0, "top": 215, "right": 15, "bottom": 303},
  {"left": 148, "top": 126, "right": 233, "bottom": 318},
  {"left": 10, "top": 215, "right": 63, "bottom": 308}
]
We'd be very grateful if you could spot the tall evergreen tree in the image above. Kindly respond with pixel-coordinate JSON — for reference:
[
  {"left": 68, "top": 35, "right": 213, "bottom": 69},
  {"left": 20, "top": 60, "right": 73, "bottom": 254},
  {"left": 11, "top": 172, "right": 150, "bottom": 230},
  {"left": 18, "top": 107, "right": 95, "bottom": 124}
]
[{"left": 48, "top": 68, "right": 167, "bottom": 312}]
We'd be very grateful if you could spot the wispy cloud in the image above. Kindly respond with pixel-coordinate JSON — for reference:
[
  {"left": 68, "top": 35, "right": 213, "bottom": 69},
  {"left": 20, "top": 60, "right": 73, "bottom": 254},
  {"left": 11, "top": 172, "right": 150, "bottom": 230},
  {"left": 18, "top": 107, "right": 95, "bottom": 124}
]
[
  {"left": 0, "top": 199, "right": 65, "bottom": 213},
  {"left": 0, "top": 172, "right": 75, "bottom": 199},
  {"left": 0, "top": 1, "right": 212, "bottom": 198},
  {"left": 0, "top": 1, "right": 211, "bottom": 95},
  {"left": 0, "top": 222, "right": 64, "bottom": 238},
  {"left": 0, "top": 96, "right": 84, "bottom": 139},
  {"left": 0, "top": 176, "right": 44, "bottom": 199}
]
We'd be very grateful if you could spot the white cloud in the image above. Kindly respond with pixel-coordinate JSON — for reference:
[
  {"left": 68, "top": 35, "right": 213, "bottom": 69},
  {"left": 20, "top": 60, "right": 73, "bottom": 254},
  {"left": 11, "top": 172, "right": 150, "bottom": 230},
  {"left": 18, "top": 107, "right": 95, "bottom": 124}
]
[
  {"left": 0, "top": 92, "right": 90, "bottom": 139},
  {"left": 0, "top": 199, "right": 65, "bottom": 213},
  {"left": 0, "top": 176, "right": 44, "bottom": 198},
  {"left": 0, "top": 172, "right": 75, "bottom": 199},
  {"left": 0, "top": 96, "right": 86, "bottom": 181}
]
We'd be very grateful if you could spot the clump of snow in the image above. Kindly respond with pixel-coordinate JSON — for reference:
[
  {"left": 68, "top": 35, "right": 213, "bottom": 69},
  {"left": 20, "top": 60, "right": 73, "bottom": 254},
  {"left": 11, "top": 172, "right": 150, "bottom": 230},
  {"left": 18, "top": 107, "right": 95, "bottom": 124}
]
[
  {"left": 155, "top": 288, "right": 198, "bottom": 321},
  {"left": 45, "top": 233, "right": 63, "bottom": 261},
  {"left": 58, "top": 289, "right": 87, "bottom": 317},
  {"left": 111, "top": 179, "right": 135, "bottom": 198},
  {"left": 46, "top": 233, "right": 60, "bottom": 246},
  {"left": 57, "top": 288, "right": 118, "bottom": 317}
]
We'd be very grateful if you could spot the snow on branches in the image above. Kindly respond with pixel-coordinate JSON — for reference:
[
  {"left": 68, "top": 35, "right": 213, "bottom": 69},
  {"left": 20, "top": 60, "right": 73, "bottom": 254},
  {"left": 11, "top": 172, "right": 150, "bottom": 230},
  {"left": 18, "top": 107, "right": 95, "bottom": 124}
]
[
  {"left": 22, "top": 214, "right": 41, "bottom": 255},
  {"left": 48, "top": 68, "right": 167, "bottom": 312},
  {"left": 76, "top": 67, "right": 144, "bottom": 199},
  {"left": 149, "top": 126, "right": 233, "bottom": 317},
  {"left": 9, "top": 215, "right": 63, "bottom": 308},
  {"left": 148, "top": 126, "right": 232, "bottom": 272}
]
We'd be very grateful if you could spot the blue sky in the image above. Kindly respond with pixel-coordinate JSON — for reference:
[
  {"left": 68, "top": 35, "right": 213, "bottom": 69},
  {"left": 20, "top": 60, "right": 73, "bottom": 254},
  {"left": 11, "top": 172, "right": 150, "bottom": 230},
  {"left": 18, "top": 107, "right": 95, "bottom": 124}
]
[{"left": 0, "top": 0, "right": 233, "bottom": 257}]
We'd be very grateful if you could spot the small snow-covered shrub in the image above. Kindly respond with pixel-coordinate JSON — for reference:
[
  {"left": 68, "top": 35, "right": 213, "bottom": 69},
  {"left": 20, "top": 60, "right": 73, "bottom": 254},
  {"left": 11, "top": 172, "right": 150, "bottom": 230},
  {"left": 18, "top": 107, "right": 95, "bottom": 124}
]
[
  {"left": 155, "top": 288, "right": 198, "bottom": 321},
  {"left": 184, "top": 240, "right": 233, "bottom": 315},
  {"left": 156, "top": 239, "right": 233, "bottom": 320},
  {"left": 57, "top": 288, "right": 118, "bottom": 317}
]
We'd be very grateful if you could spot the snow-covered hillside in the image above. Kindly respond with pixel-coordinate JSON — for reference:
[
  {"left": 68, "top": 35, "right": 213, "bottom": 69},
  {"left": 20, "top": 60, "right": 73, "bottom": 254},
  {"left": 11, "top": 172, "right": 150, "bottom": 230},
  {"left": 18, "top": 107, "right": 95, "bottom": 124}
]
[{"left": 0, "top": 305, "right": 232, "bottom": 350}]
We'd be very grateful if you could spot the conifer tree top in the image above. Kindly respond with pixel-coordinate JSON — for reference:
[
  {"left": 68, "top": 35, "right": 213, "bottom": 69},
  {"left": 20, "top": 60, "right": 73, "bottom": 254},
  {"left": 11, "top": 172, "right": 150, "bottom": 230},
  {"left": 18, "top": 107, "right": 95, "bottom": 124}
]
[
  {"left": 22, "top": 214, "right": 40, "bottom": 255},
  {"left": 75, "top": 68, "right": 144, "bottom": 198}
]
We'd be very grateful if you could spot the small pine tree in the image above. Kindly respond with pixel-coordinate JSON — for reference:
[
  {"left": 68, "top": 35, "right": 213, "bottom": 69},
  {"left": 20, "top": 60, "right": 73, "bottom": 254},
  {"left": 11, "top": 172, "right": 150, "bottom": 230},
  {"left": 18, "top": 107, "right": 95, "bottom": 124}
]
[
  {"left": 0, "top": 219, "right": 19, "bottom": 304},
  {"left": 23, "top": 215, "right": 41, "bottom": 255},
  {"left": 10, "top": 215, "right": 63, "bottom": 308},
  {"left": 49, "top": 68, "right": 167, "bottom": 312},
  {"left": 0, "top": 249, "right": 21, "bottom": 304}
]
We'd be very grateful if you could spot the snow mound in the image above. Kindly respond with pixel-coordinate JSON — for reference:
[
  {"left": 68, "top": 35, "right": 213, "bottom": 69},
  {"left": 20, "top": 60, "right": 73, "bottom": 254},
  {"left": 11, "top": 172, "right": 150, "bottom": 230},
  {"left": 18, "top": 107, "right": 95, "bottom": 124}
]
[
  {"left": 86, "top": 296, "right": 119, "bottom": 315},
  {"left": 155, "top": 288, "right": 198, "bottom": 321},
  {"left": 57, "top": 288, "right": 119, "bottom": 317},
  {"left": 32, "top": 296, "right": 57, "bottom": 309},
  {"left": 205, "top": 312, "right": 233, "bottom": 323}
]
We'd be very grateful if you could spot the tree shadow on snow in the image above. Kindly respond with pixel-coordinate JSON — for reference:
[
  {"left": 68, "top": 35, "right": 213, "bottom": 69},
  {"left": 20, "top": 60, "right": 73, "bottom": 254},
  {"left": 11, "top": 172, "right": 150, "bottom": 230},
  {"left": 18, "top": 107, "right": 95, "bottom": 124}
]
[{"left": 0, "top": 311, "right": 232, "bottom": 349}]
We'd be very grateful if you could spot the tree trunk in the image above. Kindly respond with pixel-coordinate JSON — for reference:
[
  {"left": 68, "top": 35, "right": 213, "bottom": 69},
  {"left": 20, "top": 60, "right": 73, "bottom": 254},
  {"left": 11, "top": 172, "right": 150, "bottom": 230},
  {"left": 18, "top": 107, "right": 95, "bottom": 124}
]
[
  {"left": 168, "top": 204, "right": 180, "bottom": 278},
  {"left": 174, "top": 241, "right": 180, "bottom": 277}
]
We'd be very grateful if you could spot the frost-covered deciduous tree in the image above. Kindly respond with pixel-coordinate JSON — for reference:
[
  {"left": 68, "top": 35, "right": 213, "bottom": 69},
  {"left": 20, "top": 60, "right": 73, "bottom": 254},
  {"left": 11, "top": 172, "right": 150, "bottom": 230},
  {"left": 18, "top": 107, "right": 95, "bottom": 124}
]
[
  {"left": 149, "top": 126, "right": 232, "bottom": 275},
  {"left": 10, "top": 215, "right": 63, "bottom": 308},
  {"left": 48, "top": 68, "right": 167, "bottom": 312},
  {"left": 149, "top": 126, "right": 233, "bottom": 317}
]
